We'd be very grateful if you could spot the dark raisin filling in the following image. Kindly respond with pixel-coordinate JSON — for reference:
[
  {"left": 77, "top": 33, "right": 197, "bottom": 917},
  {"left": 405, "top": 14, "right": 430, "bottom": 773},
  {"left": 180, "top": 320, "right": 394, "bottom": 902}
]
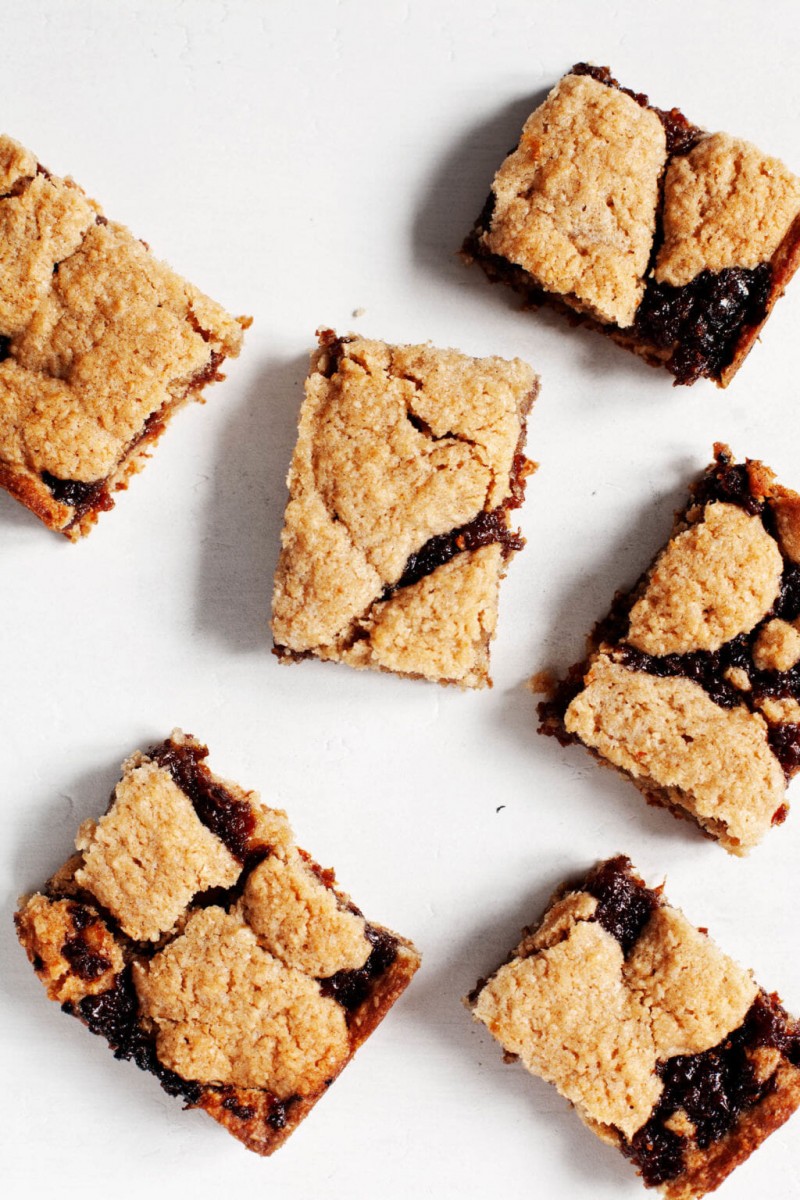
[
  {"left": 266, "top": 1096, "right": 299, "bottom": 1130},
  {"left": 68, "top": 902, "right": 94, "bottom": 931},
  {"left": 222, "top": 1094, "right": 256, "bottom": 1121},
  {"left": 617, "top": 640, "right": 750, "bottom": 711},
  {"left": 767, "top": 725, "right": 800, "bottom": 776},
  {"left": 150, "top": 738, "right": 255, "bottom": 863},
  {"left": 61, "top": 934, "right": 112, "bottom": 982},
  {"left": 692, "top": 449, "right": 765, "bottom": 515},
  {"left": 633, "top": 264, "right": 772, "bottom": 386},
  {"left": 382, "top": 509, "right": 524, "bottom": 600},
  {"left": 625, "top": 992, "right": 800, "bottom": 1185},
  {"left": 583, "top": 856, "right": 658, "bottom": 956},
  {"left": 41, "top": 472, "right": 113, "bottom": 516},
  {"left": 319, "top": 926, "right": 398, "bottom": 1012},
  {"left": 71, "top": 966, "right": 202, "bottom": 1106}
]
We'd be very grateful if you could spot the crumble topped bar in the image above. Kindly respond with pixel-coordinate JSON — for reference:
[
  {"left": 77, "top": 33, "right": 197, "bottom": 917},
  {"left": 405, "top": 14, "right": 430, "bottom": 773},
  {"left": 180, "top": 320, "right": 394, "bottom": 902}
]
[
  {"left": 464, "top": 64, "right": 800, "bottom": 386},
  {"left": 0, "top": 135, "right": 248, "bottom": 538},
  {"left": 468, "top": 857, "right": 800, "bottom": 1198},
  {"left": 14, "top": 731, "right": 420, "bottom": 1155},
  {"left": 271, "top": 329, "right": 538, "bottom": 687},
  {"left": 539, "top": 446, "right": 800, "bottom": 854}
]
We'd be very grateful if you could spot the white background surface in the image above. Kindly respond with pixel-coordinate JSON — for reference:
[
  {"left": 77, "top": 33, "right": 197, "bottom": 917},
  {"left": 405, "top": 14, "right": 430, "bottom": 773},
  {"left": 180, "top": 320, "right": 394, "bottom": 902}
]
[{"left": 3, "top": 2, "right": 800, "bottom": 1197}]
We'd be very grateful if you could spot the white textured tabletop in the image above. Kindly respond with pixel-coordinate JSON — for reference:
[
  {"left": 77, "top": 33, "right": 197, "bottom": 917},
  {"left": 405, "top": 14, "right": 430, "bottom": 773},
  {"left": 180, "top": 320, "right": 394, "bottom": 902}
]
[{"left": 4, "top": 2, "right": 800, "bottom": 1197}]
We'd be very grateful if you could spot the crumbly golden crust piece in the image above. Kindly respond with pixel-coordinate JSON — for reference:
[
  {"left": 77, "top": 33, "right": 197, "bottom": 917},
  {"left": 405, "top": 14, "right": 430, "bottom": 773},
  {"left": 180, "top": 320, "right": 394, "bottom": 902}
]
[
  {"left": 133, "top": 907, "right": 351, "bottom": 1095},
  {"left": 242, "top": 850, "right": 372, "bottom": 976},
  {"left": 0, "top": 134, "right": 247, "bottom": 538},
  {"left": 752, "top": 618, "right": 800, "bottom": 672},
  {"left": 14, "top": 894, "right": 124, "bottom": 1004},
  {"left": 626, "top": 504, "right": 782, "bottom": 655},
  {"left": 75, "top": 759, "right": 240, "bottom": 942},
  {"left": 564, "top": 656, "right": 784, "bottom": 853},
  {"left": 468, "top": 856, "right": 800, "bottom": 1197},
  {"left": 465, "top": 64, "right": 800, "bottom": 387},
  {"left": 540, "top": 446, "right": 800, "bottom": 853},
  {"left": 14, "top": 730, "right": 421, "bottom": 1156},
  {"left": 655, "top": 134, "right": 800, "bottom": 287},
  {"left": 485, "top": 73, "right": 666, "bottom": 327},
  {"left": 270, "top": 330, "right": 538, "bottom": 687}
]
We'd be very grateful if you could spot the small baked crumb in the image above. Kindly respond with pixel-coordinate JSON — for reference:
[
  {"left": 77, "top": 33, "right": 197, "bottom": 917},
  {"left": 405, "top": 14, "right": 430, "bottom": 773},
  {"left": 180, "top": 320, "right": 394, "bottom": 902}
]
[
  {"left": 752, "top": 618, "right": 800, "bottom": 672},
  {"left": 527, "top": 669, "right": 557, "bottom": 696}
]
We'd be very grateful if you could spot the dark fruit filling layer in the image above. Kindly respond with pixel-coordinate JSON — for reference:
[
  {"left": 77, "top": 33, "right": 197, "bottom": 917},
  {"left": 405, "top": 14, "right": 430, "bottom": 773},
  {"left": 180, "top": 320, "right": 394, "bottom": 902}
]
[
  {"left": 41, "top": 472, "right": 114, "bottom": 518},
  {"left": 319, "top": 926, "right": 399, "bottom": 1013},
  {"left": 634, "top": 265, "right": 772, "bottom": 386},
  {"left": 151, "top": 738, "right": 256, "bottom": 863},
  {"left": 70, "top": 965, "right": 203, "bottom": 1106},
  {"left": 382, "top": 508, "right": 524, "bottom": 599},
  {"left": 626, "top": 992, "right": 800, "bottom": 1185},
  {"left": 583, "top": 855, "right": 659, "bottom": 956}
]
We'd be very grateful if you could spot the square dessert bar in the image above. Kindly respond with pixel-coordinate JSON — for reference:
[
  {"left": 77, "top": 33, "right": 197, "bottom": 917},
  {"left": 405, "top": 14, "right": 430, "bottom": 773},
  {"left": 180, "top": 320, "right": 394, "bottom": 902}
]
[
  {"left": 271, "top": 329, "right": 538, "bottom": 687},
  {"left": 464, "top": 63, "right": 800, "bottom": 386},
  {"left": 540, "top": 445, "right": 800, "bottom": 855},
  {"left": 0, "top": 135, "right": 248, "bottom": 538},
  {"left": 14, "top": 731, "right": 420, "bottom": 1154},
  {"left": 468, "top": 856, "right": 800, "bottom": 1198}
]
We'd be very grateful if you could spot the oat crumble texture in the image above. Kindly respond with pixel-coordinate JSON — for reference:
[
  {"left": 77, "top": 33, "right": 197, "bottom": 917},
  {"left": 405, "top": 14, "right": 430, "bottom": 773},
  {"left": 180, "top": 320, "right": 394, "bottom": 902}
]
[
  {"left": 468, "top": 857, "right": 800, "bottom": 1198},
  {"left": 271, "top": 330, "right": 538, "bottom": 687},
  {"left": 0, "top": 135, "right": 248, "bottom": 537},
  {"left": 14, "top": 730, "right": 421, "bottom": 1155},
  {"left": 464, "top": 64, "right": 800, "bottom": 386},
  {"left": 539, "top": 445, "right": 800, "bottom": 854}
]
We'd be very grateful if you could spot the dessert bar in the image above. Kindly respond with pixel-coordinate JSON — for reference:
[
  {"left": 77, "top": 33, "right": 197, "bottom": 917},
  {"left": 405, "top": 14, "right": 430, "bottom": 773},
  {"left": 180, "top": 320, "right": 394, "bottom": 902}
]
[
  {"left": 15, "top": 731, "right": 420, "bottom": 1154},
  {"left": 271, "top": 329, "right": 538, "bottom": 687},
  {"left": 468, "top": 856, "right": 800, "bottom": 1197},
  {"left": 540, "top": 445, "right": 800, "bottom": 854},
  {"left": 464, "top": 63, "right": 800, "bottom": 386},
  {"left": 0, "top": 135, "right": 248, "bottom": 537}
]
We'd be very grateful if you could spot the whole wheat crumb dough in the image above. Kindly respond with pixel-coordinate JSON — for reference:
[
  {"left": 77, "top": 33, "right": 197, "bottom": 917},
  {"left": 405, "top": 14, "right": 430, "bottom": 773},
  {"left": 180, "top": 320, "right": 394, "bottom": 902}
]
[
  {"left": 539, "top": 445, "right": 800, "bottom": 854},
  {"left": 271, "top": 329, "right": 538, "bottom": 688},
  {"left": 0, "top": 134, "right": 248, "bottom": 538},
  {"left": 464, "top": 63, "right": 800, "bottom": 387},
  {"left": 485, "top": 72, "right": 666, "bottom": 327},
  {"left": 14, "top": 730, "right": 421, "bottom": 1156},
  {"left": 468, "top": 856, "right": 800, "bottom": 1198}
]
